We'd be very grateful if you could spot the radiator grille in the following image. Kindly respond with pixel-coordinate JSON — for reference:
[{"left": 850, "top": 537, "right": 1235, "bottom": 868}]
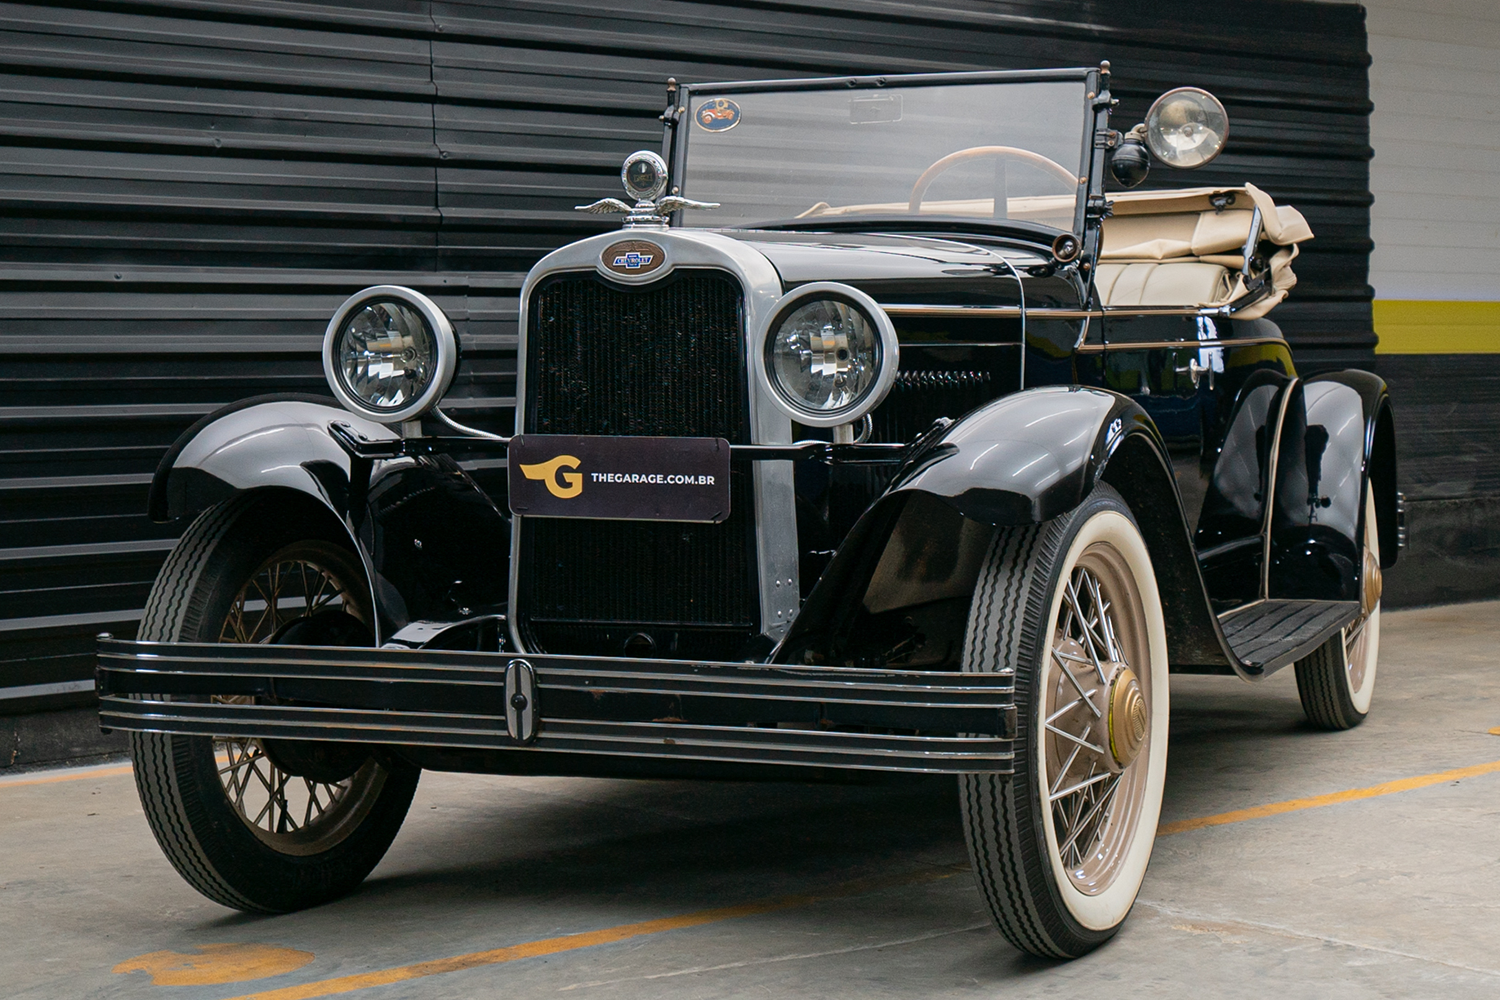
[
  {"left": 525, "top": 270, "right": 748, "bottom": 438},
  {"left": 518, "top": 270, "right": 758, "bottom": 652}
]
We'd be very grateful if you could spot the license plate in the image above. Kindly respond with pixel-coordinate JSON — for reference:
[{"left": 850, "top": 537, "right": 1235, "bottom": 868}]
[{"left": 507, "top": 434, "right": 731, "bottom": 523}]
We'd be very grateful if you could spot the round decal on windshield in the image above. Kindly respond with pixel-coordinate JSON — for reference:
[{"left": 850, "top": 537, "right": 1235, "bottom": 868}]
[{"left": 695, "top": 98, "right": 741, "bottom": 132}]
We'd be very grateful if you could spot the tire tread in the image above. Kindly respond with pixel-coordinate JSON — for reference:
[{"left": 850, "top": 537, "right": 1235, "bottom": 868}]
[
  {"left": 959, "top": 485, "right": 1160, "bottom": 959},
  {"left": 1295, "top": 635, "right": 1361, "bottom": 730}
]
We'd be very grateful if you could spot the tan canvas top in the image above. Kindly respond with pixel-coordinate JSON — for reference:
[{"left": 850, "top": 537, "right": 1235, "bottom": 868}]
[
  {"left": 1097, "top": 184, "right": 1312, "bottom": 317},
  {"left": 797, "top": 182, "right": 1313, "bottom": 318}
]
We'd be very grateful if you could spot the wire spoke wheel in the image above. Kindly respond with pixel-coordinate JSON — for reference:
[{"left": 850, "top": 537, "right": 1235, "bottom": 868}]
[
  {"left": 1042, "top": 547, "right": 1152, "bottom": 896},
  {"left": 960, "top": 485, "right": 1168, "bottom": 958},
  {"left": 128, "top": 496, "right": 420, "bottom": 912},
  {"left": 211, "top": 543, "right": 387, "bottom": 856}
]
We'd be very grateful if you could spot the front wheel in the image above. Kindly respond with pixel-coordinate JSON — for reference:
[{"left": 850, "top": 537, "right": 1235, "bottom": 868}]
[
  {"left": 130, "top": 495, "right": 420, "bottom": 913},
  {"left": 959, "top": 485, "right": 1169, "bottom": 958}
]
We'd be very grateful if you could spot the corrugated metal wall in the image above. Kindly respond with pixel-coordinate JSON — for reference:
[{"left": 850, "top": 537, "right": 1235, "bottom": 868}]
[{"left": 0, "top": 0, "right": 1374, "bottom": 706}]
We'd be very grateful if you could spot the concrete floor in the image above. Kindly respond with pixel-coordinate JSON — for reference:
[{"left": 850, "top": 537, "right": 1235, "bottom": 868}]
[{"left": 4, "top": 601, "right": 1500, "bottom": 999}]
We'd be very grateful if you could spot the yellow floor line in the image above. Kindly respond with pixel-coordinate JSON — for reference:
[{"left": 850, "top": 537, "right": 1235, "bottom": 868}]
[
  {"left": 1159, "top": 758, "right": 1500, "bottom": 835},
  {"left": 0, "top": 763, "right": 133, "bottom": 789},
  {"left": 220, "top": 866, "right": 966, "bottom": 1000}
]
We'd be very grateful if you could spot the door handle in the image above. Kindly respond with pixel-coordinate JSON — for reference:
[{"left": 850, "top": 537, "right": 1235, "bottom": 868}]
[{"left": 1175, "top": 358, "right": 1214, "bottom": 390}]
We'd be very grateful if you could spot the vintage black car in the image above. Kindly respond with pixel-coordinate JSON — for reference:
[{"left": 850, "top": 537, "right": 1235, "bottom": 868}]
[{"left": 98, "top": 65, "right": 1401, "bottom": 958}]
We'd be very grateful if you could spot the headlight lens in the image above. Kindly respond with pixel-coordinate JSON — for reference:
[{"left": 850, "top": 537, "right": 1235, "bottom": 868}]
[
  {"left": 758, "top": 283, "right": 898, "bottom": 428},
  {"left": 1144, "top": 87, "right": 1229, "bottom": 169},
  {"left": 323, "top": 285, "right": 457, "bottom": 423},
  {"left": 337, "top": 300, "right": 435, "bottom": 411},
  {"left": 770, "top": 299, "right": 881, "bottom": 416}
]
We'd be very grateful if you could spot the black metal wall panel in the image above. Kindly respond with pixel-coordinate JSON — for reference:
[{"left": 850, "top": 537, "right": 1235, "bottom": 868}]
[{"left": 0, "top": 0, "right": 1375, "bottom": 706}]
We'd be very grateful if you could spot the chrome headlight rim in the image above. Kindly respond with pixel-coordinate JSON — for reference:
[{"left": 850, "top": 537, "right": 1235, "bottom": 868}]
[
  {"left": 754, "top": 281, "right": 899, "bottom": 429},
  {"left": 322, "top": 285, "right": 457, "bottom": 425}
]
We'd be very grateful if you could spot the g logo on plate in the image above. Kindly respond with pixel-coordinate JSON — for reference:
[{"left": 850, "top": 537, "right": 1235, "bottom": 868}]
[
  {"left": 602, "top": 239, "right": 666, "bottom": 277},
  {"left": 695, "top": 98, "right": 741, "bottom": 132},
  {"left": 519, "top": 454, "right": 583, "bottom": 499}
]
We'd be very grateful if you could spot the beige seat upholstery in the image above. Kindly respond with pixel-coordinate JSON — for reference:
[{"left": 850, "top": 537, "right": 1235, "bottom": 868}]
[
  {"left": 1102, "top": 208, "right": 1256, "bottom": 261},
  {"left": 1093, "top": 262, "right": 1232, "bottom": 308}
]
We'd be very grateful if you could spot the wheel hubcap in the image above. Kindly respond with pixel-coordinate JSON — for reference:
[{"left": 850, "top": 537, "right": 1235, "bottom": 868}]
[{"left": 1107, "top": 668, "right": 1147, "bottom": 770}]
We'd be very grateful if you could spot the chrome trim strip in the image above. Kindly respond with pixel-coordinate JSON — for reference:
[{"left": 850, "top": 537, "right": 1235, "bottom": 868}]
[
  {"left": 509, "top": 230, "right": 798, "bottom": 651},
  {"left": 879, "top": 302, "right": 1282, "bottom": 322},
  {"left": 880, "top": 305, "right": 1102, "bottom": 320},
  {"left": 1075, "top": 336, "right": 1287, "bottom": 353},
  {"left": 1103, "top": 305, "right": 1232, "bottom": 317}
]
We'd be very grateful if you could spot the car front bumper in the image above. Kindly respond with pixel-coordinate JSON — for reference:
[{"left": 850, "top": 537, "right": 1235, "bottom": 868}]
[{"left": 96, "top": 638, "right": 1017, "bottom": 775}]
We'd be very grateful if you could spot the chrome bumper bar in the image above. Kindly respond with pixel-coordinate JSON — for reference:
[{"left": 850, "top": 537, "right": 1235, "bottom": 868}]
[{"left": 96, "top": 638, "right": 1017, "bottom": 775}]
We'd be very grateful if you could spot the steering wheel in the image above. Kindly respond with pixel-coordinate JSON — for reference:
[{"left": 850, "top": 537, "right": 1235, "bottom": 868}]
[{"left": 908, "top": 145, "right": 1078, "bottom": 214}]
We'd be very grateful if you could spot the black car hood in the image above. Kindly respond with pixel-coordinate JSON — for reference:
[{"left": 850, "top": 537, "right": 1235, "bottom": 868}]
[{"left": 716, "top": 229, "right": 1084, "bottom": 309}]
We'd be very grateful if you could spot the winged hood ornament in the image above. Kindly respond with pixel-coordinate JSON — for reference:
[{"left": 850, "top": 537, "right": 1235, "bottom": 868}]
[{"left": 575, "top": 151, "right": 718, "bottom": 229}]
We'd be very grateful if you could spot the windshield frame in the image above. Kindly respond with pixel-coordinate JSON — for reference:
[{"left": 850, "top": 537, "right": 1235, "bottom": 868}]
[{"left": 668, "top": 68, "right": 1108, "bottom": 240}]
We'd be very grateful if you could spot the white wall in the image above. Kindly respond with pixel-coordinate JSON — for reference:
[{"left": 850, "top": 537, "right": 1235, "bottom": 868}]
[{"left": 1365, "top": 0, "right": 1500, "bottom": 303}]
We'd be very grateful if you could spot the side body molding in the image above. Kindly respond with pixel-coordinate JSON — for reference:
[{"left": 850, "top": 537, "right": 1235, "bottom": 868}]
[
  {"left": 781, "top": 386, "right": 1240, "bottom": 676},
  {"left": 148, "top": 395, "right": 511, "bottom": 641}
]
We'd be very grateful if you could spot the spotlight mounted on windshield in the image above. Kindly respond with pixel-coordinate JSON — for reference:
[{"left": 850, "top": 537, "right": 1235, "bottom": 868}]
[
  {"left": 1144, "top": 88, "right": 1229, "bottom": 169},
  {"left": 1108, "top": 86, "right": 1230, "bottom": 188}
]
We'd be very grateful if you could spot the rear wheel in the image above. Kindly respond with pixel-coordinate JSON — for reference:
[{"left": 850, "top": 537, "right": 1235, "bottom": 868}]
[
  {"left": 959, "top": 485, "right": 1169, "bottom": 958},
  {"left": 1295, "top": 488, "right": 1382, "bottom": 730},
  {"left": 130, "top": 495, "right": 419, "bottom": 912}
]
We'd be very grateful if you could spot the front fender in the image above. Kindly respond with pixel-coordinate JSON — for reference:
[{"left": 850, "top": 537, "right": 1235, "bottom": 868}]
[
  {"left": 148, "top": 394, "right": 510, "bottom": 639},
  {"left": 887, "top": 385, "right": 1149, "bottom": 525},
  {"left": 780, "top": 386, "right": 1240, "bottom": 676},
  {"left": 148, "top": 394, "right": 399, "bottom": 523}
]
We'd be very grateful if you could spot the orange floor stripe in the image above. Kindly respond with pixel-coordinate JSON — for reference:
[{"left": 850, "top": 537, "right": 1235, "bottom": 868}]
[
  {"left": 0, "top": 763, "right": 133, "bottom": 789},
  {"left": 221, "top": 867, "right": 966, "bottom": 1000},
  {"left": 1159, "top": 758, "right": 1500, "bottom": 836},
  {"left": 221, "top": 753, "right": 1500, "bottom": 999}
]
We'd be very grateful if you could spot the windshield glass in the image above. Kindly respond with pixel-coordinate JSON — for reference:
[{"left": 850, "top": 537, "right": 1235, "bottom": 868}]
[{"left": 678, "top": 79, "right": 1090, "bottom": 232}]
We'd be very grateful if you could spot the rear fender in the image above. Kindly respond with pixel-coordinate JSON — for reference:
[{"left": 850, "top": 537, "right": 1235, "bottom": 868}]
[
  {"left": 780, "top": 386, "right": 1237, "bottom": 674},
  {"left": 148, "top": 395, "right": 510, "bottom": 640},
  {"left": 1269, "top": 371, "right": 1394, "bottom": 601}
]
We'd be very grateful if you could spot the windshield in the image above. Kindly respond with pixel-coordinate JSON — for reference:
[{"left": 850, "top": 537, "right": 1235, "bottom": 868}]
[{"left": 677, "top": 78, "right": 1090, "bottom": 233}]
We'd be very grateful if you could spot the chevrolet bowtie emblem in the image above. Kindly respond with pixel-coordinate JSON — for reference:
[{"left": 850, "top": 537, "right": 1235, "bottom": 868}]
[{"left": 519, "top": 455, "right": 583, "bottom": 499}]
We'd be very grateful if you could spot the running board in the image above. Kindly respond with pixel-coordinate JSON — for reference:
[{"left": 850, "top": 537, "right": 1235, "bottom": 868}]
[{"left": 1218, "top": 600, "right": 1360, "bottom": 675}]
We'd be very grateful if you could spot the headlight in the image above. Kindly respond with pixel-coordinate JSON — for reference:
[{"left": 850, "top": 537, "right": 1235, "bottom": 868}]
[
  {"left": 1144, "top": 87, "right": 1228, "bottom": 169},
  {"left": 756, "top": 282, "right": 898, "bottom": 428},
  {"left": 323, "top": 285, "right": 457, "bottom": 424}
]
